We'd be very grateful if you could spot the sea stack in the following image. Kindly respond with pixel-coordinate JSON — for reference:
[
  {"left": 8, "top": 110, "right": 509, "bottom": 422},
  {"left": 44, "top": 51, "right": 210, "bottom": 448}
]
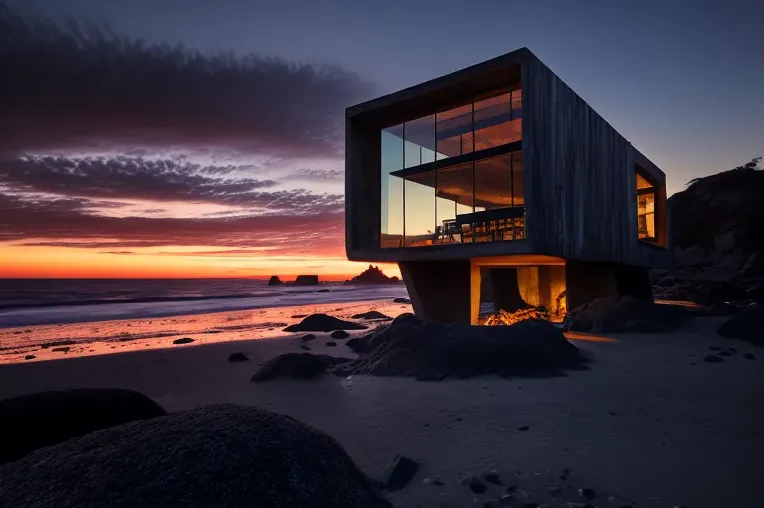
[
  {"left": 268, "top": 276, "right": 283, "bottom": 286},
  {"left": 346, "top": 265, "right": 400, "bottom": 284},
  {"left": 294, "top": 275, "right": 319, "bottom": 286}
]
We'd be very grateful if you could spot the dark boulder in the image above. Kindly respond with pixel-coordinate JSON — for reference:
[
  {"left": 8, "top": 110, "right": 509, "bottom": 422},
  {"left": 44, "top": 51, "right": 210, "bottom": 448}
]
[
  {"left": 283, "top": 314, "right": 367, "bottom": 333},
  {"left": 347, "top": 335, "right": 374, "bottom": 354},
  {"left": 333, "top": 313, "right": 584, "bottom": 381},
  {"left": 23, "top": 355, "right": 35, "bottom": 360},
  {"left": 393, "top": 298, "right": 411, "bottom": 304},
  {"left": 0, "top": 388, "right": 165, "bottom": 465},
  {"left": 717, "top": 304, "right": 764, "bottom": 346},
  {"left": 564, "top": 296, "right": 686, "bottom": 333},
  {"left": 227, "top": 352, "right": 249, "bottom": 363},
  {"left": 267, "top": 276, "right": 283, "bottom": 286},
  {"left": 0, "top": 404, "right": 390, "bottom": 508},
  {"left": 467, "top": 476, "right": 487, "bottom": 494},
  {"left": 381, "top": 455, "right": 420, "bottom": 492},
  {"left": 352, "top": 311, "right": 393, "bottom": 321},
  {"left": 331, "top": 330, "right": 350, "bottom": 339},
  {"left": 251, "top": 353, "right": 351, "bottom": 382},
  {"left": 173, "top": 337, "right": 194, "bottom": 345},
  {"left": 301, "top": 334, "right": 316, "bottom": 342},
  {"left": 325, "top": 341, "right": 338, "bottom": 347}
]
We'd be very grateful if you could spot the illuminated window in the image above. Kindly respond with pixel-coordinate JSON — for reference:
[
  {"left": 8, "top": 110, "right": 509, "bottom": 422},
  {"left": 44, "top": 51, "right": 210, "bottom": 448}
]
[{"left": 636, "top": 168, "right": 656, "bottom": 242}]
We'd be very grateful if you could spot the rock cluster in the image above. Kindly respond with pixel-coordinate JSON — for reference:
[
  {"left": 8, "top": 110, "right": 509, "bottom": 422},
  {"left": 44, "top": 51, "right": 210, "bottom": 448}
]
[
  {"left": 346, "top": 265, "right": 400, "bottom": 284},
  {"left": 267, "top": 275, "right": 283, "bottom": 286},
  {"left": 0, "top": 404, "right": 390, "bottom": 508},
  {"left": 563, "top": 296, "right": 686, "bottom": 333},
  {"left": 333, "top": 313, "right": 584, "bottom": 381}
]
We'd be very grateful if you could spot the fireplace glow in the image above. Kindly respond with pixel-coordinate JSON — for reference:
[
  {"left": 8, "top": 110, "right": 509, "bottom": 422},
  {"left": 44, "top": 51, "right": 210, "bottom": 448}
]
[{"left": 480, "top": 290, "right": 567, "bottom": 326}]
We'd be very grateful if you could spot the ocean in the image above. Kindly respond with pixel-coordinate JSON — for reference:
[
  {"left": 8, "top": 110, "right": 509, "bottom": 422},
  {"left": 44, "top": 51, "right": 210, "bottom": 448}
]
[{"left": 0, "top": 279, "right": 409, "bottom": 329}]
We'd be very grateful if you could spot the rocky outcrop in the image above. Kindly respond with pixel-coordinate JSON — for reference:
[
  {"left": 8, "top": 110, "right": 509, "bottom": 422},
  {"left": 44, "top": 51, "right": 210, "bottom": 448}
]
[
  {"left": 333, "top": 313, "right": 584, "bottom": 381},
  {"left": 346, "top": 265, "right": 400, "bottom": 284},
  {"left": 654, "top": 158, "right": 764, "bottom": 312},
  {"left": 0, "top": 404, "right": 391, "bottom": 508},
  {"left": 268, "top": 276, "right": 283, "bottom": 286},
  {"left": 563, "top": 296, "right": 686, "bottom": 333},
  {"left": 294, "top": 275, "right": 319, "bottom": 286},
  {"left": 284, "top": 313, "right": 368, "bottom": 332},
  {"left": 0, "top": 389, "right": 165, "bottom": 465}
]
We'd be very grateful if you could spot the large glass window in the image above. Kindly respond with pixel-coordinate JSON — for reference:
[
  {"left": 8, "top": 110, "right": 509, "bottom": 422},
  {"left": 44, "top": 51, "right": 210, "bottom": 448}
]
[
  {"left": 436, "top": 162, "right": 473, "bottom": 244},
  {"left": 436, "top": 104, "right": 473, "bottom": 160},
  {"left": 474, "top": 91, "right": 522, "bottom": 151},
  {"left": 636, "top": 168, "right": 656, "bottom": 242},
  {"left": 404, "top": 171, "right": 436, "bottom": 247},
  {"left": 379, "top": 85, "right": 523, "bottom": 249},
  {"left": 404, "top": 114, "right": 436, "bottom": 168},
  {"left": 380, "top": 124, "right": 404, "bottom": 248}
]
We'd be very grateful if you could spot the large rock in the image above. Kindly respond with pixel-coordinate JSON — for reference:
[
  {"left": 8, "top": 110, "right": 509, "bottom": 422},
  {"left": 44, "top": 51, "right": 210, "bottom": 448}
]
[
  {"left": 268, "top": 275, "right": 283, "bottom": 286},
  {"left": 0, "top": 388, "right": 165, "bottom": 465},
  {"left": 717, "top": 304, "right": 764, "bottom": 346},
  {"left": 563, "top": 296, "right": 686, "bottom": 333},
  {"left": 346, "top": 265, "right": 400, "bottom": 285},
  {"left": 0, "top": 404, "right": 391, "bottom": 508},
  {"left": 284, "top": 313, "right": 368, "bottom": 332},
  {"left": 294, "top": 275, "right": 319, "bottom": 286},
  {"left": 655, "top": 158, "right": 764, "bottom": 309},
  {"left": 352, "top": 311, "right": 392, "bottom": 321},
  {"left": 333, "top": 313, "right": 584, "bottom": 381},
  {"left": 251, "top": 353, "right": 352, "bottom": 382}
]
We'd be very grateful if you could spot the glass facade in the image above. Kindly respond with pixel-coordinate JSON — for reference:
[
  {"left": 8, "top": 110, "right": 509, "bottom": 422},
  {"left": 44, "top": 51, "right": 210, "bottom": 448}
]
[{"left": 379, "top": 87, "right": 524, "bottom": 248}]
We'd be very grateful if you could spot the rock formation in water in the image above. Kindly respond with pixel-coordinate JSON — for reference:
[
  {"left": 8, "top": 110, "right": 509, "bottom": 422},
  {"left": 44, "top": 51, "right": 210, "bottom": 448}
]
[
  {"left": 346, "top": 265, "right": 400, "bottom": 284},
  {"left": 294, "top": 275, "right": 319, "bottom": 285},
  {"left": 268, "top": 276, "right": 283, "bottom": 286}
]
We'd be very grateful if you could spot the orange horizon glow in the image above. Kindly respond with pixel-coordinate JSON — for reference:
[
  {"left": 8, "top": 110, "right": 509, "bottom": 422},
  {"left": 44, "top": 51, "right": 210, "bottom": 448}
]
[{"left": 0, "top": 245, "right": 401, "bottom": 281}]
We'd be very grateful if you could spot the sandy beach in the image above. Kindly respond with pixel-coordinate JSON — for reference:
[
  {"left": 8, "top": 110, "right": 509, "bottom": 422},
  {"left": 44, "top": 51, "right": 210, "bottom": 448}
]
[{"left": 0, "top": 300, "right": 762, "bottom": 508}]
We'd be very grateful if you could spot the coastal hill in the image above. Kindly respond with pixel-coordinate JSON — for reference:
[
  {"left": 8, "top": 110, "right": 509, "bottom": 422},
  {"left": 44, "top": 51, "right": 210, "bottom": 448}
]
[{"left": 345, "top": 265, "right": 400, "bottom": 285}]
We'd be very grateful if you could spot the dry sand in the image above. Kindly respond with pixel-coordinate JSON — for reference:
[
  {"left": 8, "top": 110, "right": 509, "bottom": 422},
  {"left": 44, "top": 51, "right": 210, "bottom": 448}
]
[{"left": 0, "top": 302, "right": 762, "bottom": 508}]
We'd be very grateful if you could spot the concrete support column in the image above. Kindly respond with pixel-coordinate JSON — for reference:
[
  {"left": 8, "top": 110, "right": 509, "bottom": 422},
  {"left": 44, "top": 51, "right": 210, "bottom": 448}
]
[
  {"left": 614, "top": 264, "right": 654, "bottom": 303},
  {"left": 398, "top": 260, "right": 471, "bottom": 324},
  {"left": 565, "top": 261, "right": 619, "bottom": 310},
  {"left": 488, "top": 268, "right": 527, "bottom": 311}
]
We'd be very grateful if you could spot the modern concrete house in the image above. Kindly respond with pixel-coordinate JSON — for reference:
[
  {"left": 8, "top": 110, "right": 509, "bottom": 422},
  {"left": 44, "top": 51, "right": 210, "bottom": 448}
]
[{"left": 345, "top": 48, "right": 671, "bottom": 324}]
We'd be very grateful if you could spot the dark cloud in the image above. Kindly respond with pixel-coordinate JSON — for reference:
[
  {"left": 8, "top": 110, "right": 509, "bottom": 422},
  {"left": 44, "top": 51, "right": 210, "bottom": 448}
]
[
  {"left": 0, "top": 155, "right": 343, "bottom": 211},
  {"left": 0, "top": 191, "right": 345, "bottom": 253},
  {"left": 285, "top": 168, "right": 345, "bottom": 181},
  {"left": 0, "top": 3, "right": 373, "bottom": 157}
]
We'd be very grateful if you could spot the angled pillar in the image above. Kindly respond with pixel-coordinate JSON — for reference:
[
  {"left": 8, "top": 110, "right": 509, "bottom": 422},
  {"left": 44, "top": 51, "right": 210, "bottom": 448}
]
[
  {"left": 399, "top": 260, "right": 471, "bottom": 324},
  {"left": 565, "top": 261, "right": 618, "bottom": 310},
  {"left": 488, "top": 268, "right": 527, "bottom": 311}
]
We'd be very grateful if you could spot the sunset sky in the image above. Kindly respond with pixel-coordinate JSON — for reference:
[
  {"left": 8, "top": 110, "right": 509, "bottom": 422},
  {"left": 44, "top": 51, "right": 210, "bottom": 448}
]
[{"left": 1, "top": 0, "right": 761, "bottom": 279}]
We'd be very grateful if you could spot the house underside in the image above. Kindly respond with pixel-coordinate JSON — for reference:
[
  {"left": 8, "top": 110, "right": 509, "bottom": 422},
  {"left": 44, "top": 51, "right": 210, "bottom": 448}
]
[{"left": 399, "top": 255, "right": 653, "bottom": 325}]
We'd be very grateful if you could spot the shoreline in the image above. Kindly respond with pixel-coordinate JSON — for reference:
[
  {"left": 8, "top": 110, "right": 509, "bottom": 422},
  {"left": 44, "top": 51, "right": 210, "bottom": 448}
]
[
  {"left": 0, "top": 298, "right": 411, "bottom": 364},
  {"left": 0, "top": 283, "right": 409, "bottom": 329}
]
